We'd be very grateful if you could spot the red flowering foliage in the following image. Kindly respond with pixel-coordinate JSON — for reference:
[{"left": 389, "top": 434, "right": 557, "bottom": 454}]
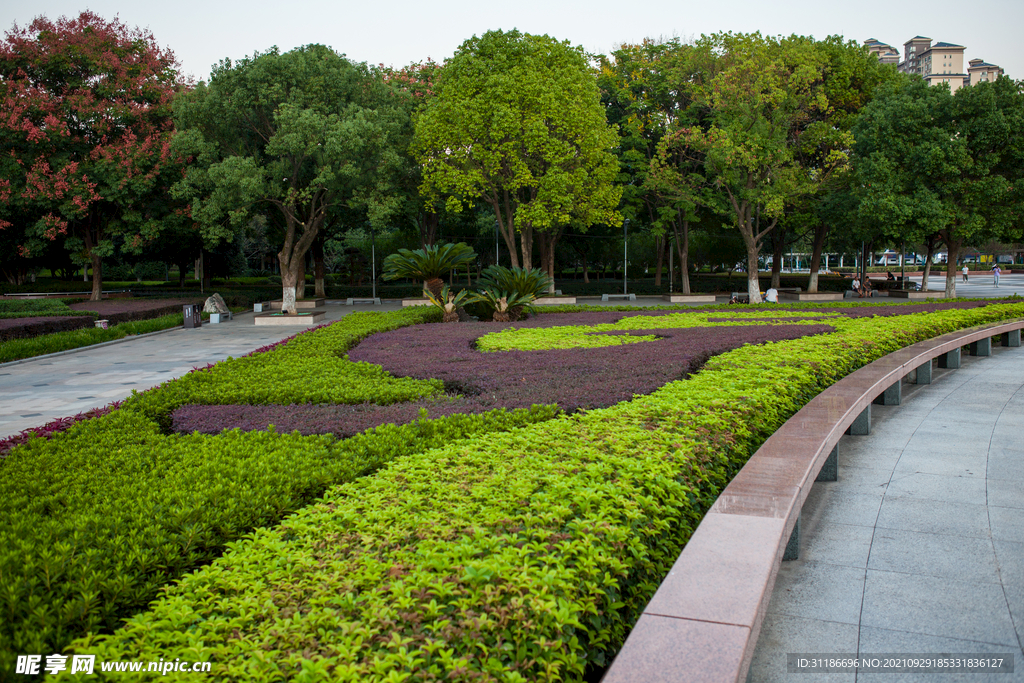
[
  {"left": 379, "top": 59, "right": 441, "bottom": 99},
  {"left": 0, "top": 11, "right": 189, "bottom": 296}
]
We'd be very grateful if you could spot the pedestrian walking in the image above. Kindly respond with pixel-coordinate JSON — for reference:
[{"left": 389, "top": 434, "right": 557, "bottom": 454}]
[
  {"left": 962, "top": 265, "right": 969, "bottom": 283},
  {"left": 993, "top": 264, "right": 1001, "bottom": 287}
]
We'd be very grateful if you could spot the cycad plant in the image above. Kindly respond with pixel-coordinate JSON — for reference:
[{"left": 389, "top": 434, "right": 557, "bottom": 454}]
[
  {"left": 477, "top": 265, "right": 551, "bottom": 321},
  {"left": 382, "top": 242, "right": 477, "bottom": 298},
  {"left": 478, "top": 265, "right": 553, "bottom": 299},
  {"left": 426, "top": 285, "right": 478, "bottom": 323},
  {"left": 477, "top": 288, "right": 535, "bottom": 323}
]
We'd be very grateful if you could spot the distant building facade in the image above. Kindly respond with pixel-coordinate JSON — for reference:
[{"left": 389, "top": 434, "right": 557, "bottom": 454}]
[
  {"left": 863, "top": 39, "right": 899, "bottom": 64},
  {"left": 865, "top": 36, "right": 1006, "bottom": 93},
  {"left": 967, "top": 58, "right": 1005, "bottom": 85}
]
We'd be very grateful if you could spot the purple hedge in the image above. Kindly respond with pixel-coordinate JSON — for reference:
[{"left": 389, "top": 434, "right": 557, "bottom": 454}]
[
  {"left": 68, "top": 298, "right": 205, "bottom": 325},
  {"left": 0, "top": 315, "right": 96, "bottom": 342},
  {"left": 172, "top": 320, "right": 834, "bottom": 436}
]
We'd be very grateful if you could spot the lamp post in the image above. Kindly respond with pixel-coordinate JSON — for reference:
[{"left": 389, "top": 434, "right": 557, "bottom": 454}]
[
  {"left": 371, "top": 225, "right": 377, "bottom": 300},
  {"left": 623, "top": 218, "right": 630, "bottom": 295},
  {"left": 669, "top": 235, "right": 674, "bottom": 294}
]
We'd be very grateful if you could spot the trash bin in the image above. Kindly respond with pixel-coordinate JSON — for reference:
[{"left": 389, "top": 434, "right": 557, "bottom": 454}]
[{"left": 183, "top": 304, "right": 201, "bottom": 328}]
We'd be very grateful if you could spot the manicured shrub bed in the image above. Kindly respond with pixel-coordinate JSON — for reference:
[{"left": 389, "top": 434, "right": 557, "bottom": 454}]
[
  {"left": 0, "top": 404, "right": 557, "bottom": 672},
  {"left": 123, "top": 308, "right": 446, "bottom": 430},
  {"left": 0, "top": 312, "right": 191, "bottom": 364},
  {"left": 72, "top": 302, "right": 1024, "bottom": 681},
  {"left": 68, "top": 297, "right": 205, "bottom": 325},
  {"left": 0, "top": 314, "right": 96, "bottom": 341}
]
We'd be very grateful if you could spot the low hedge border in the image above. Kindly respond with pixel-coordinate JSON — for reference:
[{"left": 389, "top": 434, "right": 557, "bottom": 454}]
[
  {"left": 74, "top": 302, "right": 1024, "bottom": 681},
  {"left": 0, "top": 404, "right": 558, "bottom": 673},
  {"left": 0, "top": 313, "right": 200, "bottom": 365}
]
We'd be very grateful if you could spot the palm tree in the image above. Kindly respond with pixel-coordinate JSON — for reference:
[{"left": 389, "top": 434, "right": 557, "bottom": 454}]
[{"left": 382, "top": 242, "right": 477, "bottom": 299}]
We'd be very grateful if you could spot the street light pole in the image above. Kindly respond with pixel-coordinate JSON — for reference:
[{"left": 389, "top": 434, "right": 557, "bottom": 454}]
[
  {"left": 623, "top": 218, "right": 629, "bottom": 295},
  {"left": 371, "top": 225, "right": 377, "bottom": 300}
]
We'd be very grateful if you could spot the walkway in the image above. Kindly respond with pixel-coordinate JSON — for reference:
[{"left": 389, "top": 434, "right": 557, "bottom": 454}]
[
  {"left": 0, "top": 302, "right": 404, "bottom": 439},
  {"left": 750, "top": 343, "right": 1024, "bottom": 681}
]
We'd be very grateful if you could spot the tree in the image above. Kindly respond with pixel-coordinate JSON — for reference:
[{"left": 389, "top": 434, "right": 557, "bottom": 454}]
[
  {"left": 172, "top": 45, "right": 407, "bottom": 313},
  {"left": 854, "top": 77, "right": 1024, "bottom": 297},
  {"left": 415, "top": 29, "right": 622, "bottom": 281},
  {"left": 600, "top": 38, "right": 716, "bottom": 294},
  {"left": 654, "top": 33, "right": 838, "bottom": 302},
  {"left": 0, "top": 12, "right": 186, "bottom": 300}
]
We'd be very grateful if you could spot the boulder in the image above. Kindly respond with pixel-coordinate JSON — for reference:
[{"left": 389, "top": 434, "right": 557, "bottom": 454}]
[{"left": 203, "top": 293, "right": 230, "bottom": 315}]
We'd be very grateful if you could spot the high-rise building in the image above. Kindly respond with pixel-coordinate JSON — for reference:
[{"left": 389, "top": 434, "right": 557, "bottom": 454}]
[
  {"left": 897, "top": 37, "right": 967, "bottom": 92},
  {"left": 863, "top": 39, "right": 899, "bottom": 64},
  {"left": 967, "top": 58, "right": 1005, "bottom": 85}
]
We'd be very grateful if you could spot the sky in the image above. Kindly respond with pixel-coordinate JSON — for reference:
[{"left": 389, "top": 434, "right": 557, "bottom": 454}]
[{"left": 1, "top": 0, "right": 1021, "bottom": 83}]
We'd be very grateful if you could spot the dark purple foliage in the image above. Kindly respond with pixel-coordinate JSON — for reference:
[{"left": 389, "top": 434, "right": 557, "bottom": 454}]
[
  {"left": 0, "top": 315, "right": 96, "bottom": 341},
  {"left": 68, "top": 298, "right": 204, "bottom": 325},
  {"left": 173, "top": 319, "right": 834, "bottom": 436}
]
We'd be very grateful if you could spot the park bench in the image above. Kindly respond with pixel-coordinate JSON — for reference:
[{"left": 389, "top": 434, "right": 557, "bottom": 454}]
[
  {"left": 601, "top": 293, "right": 636, "bottom": 302},
  {"left": 345, "top": 297, "right": 381, "bottom": 305},
  {"left": 602, "top": 319, "right": 1024, "bottom": 683}
]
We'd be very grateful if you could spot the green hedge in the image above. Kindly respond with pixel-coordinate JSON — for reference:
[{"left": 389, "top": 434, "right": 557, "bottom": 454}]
[
  {"left": 0, "top": 313, "right": 190, "bottom": 364},
  {"left": 122, "top": 308, "right": 445, "bottom": 430},
  {"left": 0, "top": 404, "right": 558, "bottom": 673},
  {"left": 74, "top": 302, "right": 1024, "bottom": 681}
]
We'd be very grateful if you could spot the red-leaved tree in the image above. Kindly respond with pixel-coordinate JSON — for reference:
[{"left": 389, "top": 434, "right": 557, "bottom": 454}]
[{"left": 0, "top": 12, "right": 187, "bottom": 298}]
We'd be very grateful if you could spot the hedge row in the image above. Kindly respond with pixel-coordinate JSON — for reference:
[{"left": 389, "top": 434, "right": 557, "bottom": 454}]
[
  {"left": 0, "top": 404, "right": 558, "bottom": 673},
  {"left": 122, "top": 307, "right": 445, "bottom": 430},
  {"left": 75, "top": 302, "right": 1024, "bottom": 681},
  {"left": 0, "top": 313, "right": 191, "bottom": 364},
  {"left": 0, "top": 315, "right": 96, "bottom": 342}
]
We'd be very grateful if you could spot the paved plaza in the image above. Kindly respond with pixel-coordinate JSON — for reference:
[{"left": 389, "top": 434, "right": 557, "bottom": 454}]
[{"left": 751, "top": 343, "right": 1024, "bottom": 682}]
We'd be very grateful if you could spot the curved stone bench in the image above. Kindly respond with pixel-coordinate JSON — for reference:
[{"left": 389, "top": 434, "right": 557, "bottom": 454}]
[{"left": 602, "top": 318, "right": 1024, "bottom": 683}]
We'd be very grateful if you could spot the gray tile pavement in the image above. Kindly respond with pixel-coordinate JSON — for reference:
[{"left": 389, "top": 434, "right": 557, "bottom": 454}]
[
  {"left": 752, "top": 343, "right": 1024, "bottom": 680},
  {"left": 0, "top": 301, "right": 406, "bottom": 439}
]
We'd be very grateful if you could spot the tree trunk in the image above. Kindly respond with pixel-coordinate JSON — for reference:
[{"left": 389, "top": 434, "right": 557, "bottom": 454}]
[
  {"left": 313, "top": 236, "right": 326, "bottom": 298},
  {"left": 419, "top": 211, "right": 439, "bottom": 248},
  {"left": 654, "top": 234, "right": 665, "bottom": 287},
  {"left": 520, "top": 224, "right": 534, "bottom": 270},
  {"left": 673, "top": 219, "right": 691, "bottom": 295},
  {"left": 921, "top": 236, "right": 939, "bottom": 291},
  {"left": 770, "top": 227, "right": 785, "bottom": 290},
  {"left": 807, "top": 224, "right": 828, "bottom": 293},
  {"left": 296, "top": 256, "right": 306, "bottom": 301},
  {"left": 941, "top": 233, "right": 962, "bottom": 298},
  {"left": 201, "top": 248, "right": 212, "bottom": 291},
  {"left": 89, "top": 252, "right": 103, "bottom": 301},
  {"left": 281, "top": 259, "right": 299, "bottom": 314}
]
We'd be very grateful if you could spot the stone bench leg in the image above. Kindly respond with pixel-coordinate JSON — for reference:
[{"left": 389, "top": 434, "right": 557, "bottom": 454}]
[
  {"left": 913, "top": 360, "right": 932, "bottom": 385},
  {"left": 783, "top": 516, "right": 800, "bottom": 561},
  {"left": 846, "top": 405, "right": 870, "bottom": 435},
  {"left": 969, "top": 337, "right": 992, "bottom": 356},
  {"left": 815, "top": 444, "right": 838, "bottom": 482},
  {"left": 1002, "top": 329, "right": 1022, "bottom": 347},
  {"left": 873, "top": 381, "right": 901, "bottom": 406},
  {"left": 938, "top": 347, "right": 961, "bottom": 369}
]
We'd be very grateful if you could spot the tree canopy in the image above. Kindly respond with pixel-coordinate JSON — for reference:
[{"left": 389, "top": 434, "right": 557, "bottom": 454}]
[
  {"left": 854, "top": 76, "right": 1024, "bottom": 296},
  {"left": 172, "top": 44, "right": 408, "bottom": 312},
  {"left": 0, "top": 11, "right": 186, "bottom": 298},
  {"left": 414, "top": 29, "right": 622, "bottom": 277}
]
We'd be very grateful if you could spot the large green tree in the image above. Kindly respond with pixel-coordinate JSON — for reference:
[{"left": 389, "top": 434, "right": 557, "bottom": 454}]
[
  {"left": 854, "top": 76, "right": 1024, "bottom": 297},
  {"left": 653, "top": 32, "right": 840, "bottom": 302},
  {"left": 172, "top": 45, "right": 407, "bottom": 313},
  {"left": 0, "top": 12, "right": 186, "bottom": 299},
  {"left": 414, "top": 29, "right": 622, "bottom": 281}
]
